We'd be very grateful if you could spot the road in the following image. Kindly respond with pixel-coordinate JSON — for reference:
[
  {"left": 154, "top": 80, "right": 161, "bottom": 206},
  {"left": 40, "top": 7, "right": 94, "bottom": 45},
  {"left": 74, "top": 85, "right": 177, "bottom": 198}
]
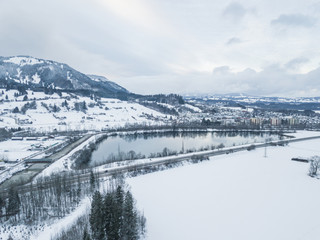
[
  {"left": 1, "top": 134, "right": 319, "bottom": 198},
  {"left": 0, "top": 134, "right": 94, "bottom": 189}
]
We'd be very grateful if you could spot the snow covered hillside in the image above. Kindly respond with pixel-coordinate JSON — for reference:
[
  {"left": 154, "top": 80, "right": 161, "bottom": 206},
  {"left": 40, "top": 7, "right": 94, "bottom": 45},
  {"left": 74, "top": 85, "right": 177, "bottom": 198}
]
[
  {"left": 0, "top": 56, "right": 129, "bottom": 98},
  {"left": 128, "top": 138, "right": 320, "bottom": 240},
  {"left": 0, "top": 89, "right": 172, "bottom": 131}
]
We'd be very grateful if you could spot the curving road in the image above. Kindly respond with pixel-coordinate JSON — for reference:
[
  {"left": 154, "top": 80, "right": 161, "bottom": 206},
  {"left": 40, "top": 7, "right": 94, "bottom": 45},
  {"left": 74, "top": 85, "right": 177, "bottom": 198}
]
[{"left": 1, "top": 134, "right": 319, "bottom": 199}]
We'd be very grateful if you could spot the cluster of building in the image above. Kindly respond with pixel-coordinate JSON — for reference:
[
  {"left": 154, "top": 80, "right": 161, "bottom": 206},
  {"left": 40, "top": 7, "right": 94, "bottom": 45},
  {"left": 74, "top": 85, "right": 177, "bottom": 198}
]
[
  {"left": 250, "top": 117, "right": 300, "bottom": 126},
  {"left": 178, "top": 104, "right": 320, "bottom": 129}
]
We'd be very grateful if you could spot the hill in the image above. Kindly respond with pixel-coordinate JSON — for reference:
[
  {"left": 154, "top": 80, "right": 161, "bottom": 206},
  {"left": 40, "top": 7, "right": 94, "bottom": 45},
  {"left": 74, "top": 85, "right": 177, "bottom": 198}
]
[{"left": 0, "top": 56, "right": 130, "bottom": 99}]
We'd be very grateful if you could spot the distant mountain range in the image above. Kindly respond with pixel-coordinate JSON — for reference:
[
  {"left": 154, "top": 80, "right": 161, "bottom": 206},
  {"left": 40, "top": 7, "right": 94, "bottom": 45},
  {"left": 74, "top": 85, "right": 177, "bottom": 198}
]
[
  {"left": 0, "top": 56, "right": 130, "bottom": 99},
  {"left": 186, "top": 93, "right": 320, "bottom": 111},
  {"left": 186, "top": 93, "right": 320, "bottom": 103}
]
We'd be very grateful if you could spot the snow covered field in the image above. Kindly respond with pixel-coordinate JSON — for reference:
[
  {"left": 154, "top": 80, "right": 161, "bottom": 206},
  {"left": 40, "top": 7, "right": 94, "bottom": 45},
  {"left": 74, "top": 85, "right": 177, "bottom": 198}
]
[
  {"left": 1, "top": 131, "right": 320, "bottom": 239},
  {"left": 0, "top": 89, "right": 170, "bottom": 131},
  {"left": 128, "top": 138, "right": 320, "bottom": 240},
  {"left": 0, "top": 137, "right": 65, "bottom": 184},
  {"left": 34, "top": 134, "right": 99, "bottom": 180},
  {"left": 0, "top": 137, "right": 62, "bottom": 161}
]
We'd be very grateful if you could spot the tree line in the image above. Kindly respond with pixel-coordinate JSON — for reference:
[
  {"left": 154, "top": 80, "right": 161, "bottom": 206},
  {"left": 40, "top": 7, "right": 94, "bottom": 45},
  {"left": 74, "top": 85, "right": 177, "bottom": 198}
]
[
  {"left": 1, "top": 170, "right": 147, "bottom": 240},
  {"left": 51, "top": 183, "right": 147, "bottom": 240},
  {"left": 0, "top": 170, "right": 99, "bottom": 224},
  {"left": 88, "top": 186, "right": 146, "bottom": 240}
]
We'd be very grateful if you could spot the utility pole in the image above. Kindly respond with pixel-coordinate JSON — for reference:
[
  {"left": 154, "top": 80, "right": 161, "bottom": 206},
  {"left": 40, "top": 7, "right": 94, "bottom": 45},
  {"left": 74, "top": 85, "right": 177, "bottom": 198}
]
[
  {"left": 181, "top": 140, "right": 184, "bottom": 153},
  {"left": 264, "top": 138, "right": 270, "bottom": 158}
]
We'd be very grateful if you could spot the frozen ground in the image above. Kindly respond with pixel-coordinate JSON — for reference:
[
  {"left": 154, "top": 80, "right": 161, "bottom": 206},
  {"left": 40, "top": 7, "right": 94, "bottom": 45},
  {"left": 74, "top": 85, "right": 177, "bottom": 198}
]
[
  {"left": 0, "top": 138, "right": 62, "bottom": 161},
  {"left": 34, "top": 134, "right": 100, "bottom": 180},
  {"left": 34, "top": 130, "right": 320, "bottom": 183},
  {"left": 0, "top": 89, "right": 170, "bottom": 131},
  {"left": 1, "top": 131, "right": 320, "bottom": 239},
  {"left": 0, "top": 197, "right": 91, "bottom": 240},
  {"left": 0, "top": 137, "right": 65, "bottom": 184},
  {"left": 128, "top": 138, "right": 320, "bottom": 240},
  {"left": 290, "top": 130, "right": 320, "bottom": 138},
  {"left": 30, "top": 197, "right": 91, "bottom": 240}
]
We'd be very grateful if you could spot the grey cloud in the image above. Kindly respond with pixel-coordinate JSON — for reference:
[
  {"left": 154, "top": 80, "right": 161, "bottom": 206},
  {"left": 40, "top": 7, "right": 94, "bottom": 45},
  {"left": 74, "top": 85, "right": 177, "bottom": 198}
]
[
  {"left": 213, "top": 66, "right": 231, "bottom": 74},
  {"left": 205, "top": 64, "right": 320, "bottom": 96},
  {"left": 120, "top": 65, "right": 320, "bottom": 97},
  {"left": 226, "top": 37, "right": 242, "bottom": 45},
  {"left": 0, "top": 0, "right": 176, "bottom": 78},
  {"left": 271, "top": 14, "right": 317, "bottom": 28},
  {"left": 223, "top": 2, "right": 247, "bottom": 21},
  {"left": 304, "top": 68, "right": 320, "bottom": 86},
  {"left": 285, "top": 57, "right": 309, "bottom": 70},
  {"left": 0, "top": 0, "right": 319, "bottom": 97},
  {"left": 310, "top": 2, "right": 320, "bottom": 14}
]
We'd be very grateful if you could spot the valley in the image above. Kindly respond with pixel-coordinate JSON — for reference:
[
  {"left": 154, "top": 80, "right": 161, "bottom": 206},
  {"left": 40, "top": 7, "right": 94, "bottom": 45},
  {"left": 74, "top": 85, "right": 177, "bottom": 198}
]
[{"left": 0, "top": 56, "right": 320, "bottom": 240}]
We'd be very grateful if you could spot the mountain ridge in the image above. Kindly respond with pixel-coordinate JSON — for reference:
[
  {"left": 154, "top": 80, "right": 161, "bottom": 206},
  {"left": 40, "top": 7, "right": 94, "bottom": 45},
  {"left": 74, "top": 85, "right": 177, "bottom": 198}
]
[{"left": 0, "top": 55, "right": 130, "bottom": 99}]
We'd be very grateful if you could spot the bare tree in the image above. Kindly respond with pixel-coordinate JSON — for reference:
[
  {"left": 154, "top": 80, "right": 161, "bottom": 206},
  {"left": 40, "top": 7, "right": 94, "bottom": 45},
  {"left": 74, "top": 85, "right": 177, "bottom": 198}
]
[{"left": 309, "top": 156, "right": 320, "bottom": 177}]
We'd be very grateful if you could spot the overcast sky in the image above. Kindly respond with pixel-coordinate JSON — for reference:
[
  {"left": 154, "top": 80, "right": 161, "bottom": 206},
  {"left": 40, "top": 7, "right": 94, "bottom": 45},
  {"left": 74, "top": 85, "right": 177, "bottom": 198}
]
[{"left": 1, "top": 0, "right": 320, "bottom": 96}]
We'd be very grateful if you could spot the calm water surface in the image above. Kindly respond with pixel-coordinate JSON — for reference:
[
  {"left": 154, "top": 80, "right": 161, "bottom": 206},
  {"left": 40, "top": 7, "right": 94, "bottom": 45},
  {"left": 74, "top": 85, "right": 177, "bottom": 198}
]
[{"left": 90, "top": 131, "right": 280, "bottom": 166}]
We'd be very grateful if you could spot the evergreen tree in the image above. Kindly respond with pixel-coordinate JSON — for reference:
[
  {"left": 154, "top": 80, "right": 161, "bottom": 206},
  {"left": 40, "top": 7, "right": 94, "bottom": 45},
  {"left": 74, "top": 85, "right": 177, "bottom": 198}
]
[
  {"left": 83, "top": 227, "right": 92, "bottom": 240},
  {"left": 82, "top": 101, "right": 88, "bottom": 111},
  {"left": 62, "top": 99, "right": 69, "bottom": 109},
  {"left": 138, "top": 213, "right": 147, "bottom": 238},
  {"left": 90, "top": 170, "right": 95, "bottom": 192},
  {"left": 12, "top": 106, "right": 19, "bottom": 113},
  {"left": 90, "top": 187, "right": 145, "bottom": 240},
  {"left": 0, "top": 196, "right": 4, "bottom": 215},
  {"left": 89, "top": 191, "right": 104, "bottom": 240},
  {"left": 0, "top": 196, "right": 4, "bottom": 208},
  {"left": 6, "top": 187, "right": 20, "bottom": 217},
  {"left": 74, "top": 102, "right": 80, "bottom": 111},
  {"left": 123, "top": 191, "right": 138, "bottom": 240},
  {"left": 104, "top": 192, "right": 116, "bottom": 239},
  {"left": 52, "top": 104, "right": 59, "bottom": 112},
  {"left": 77, "top": 175, "right": 82, "bottom": 204},
  {"left": 104, "top": 186, "right": 124, "bottom": 240},
  {"left": 115, "top": 185, "right": 124, "bottom": 239}
]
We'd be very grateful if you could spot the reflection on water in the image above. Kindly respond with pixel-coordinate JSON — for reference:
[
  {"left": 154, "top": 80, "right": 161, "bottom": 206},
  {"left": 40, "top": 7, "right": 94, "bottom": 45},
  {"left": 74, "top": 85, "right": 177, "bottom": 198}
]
[{"left": 90, "top": 131, "right": 279, "bottom": 166}]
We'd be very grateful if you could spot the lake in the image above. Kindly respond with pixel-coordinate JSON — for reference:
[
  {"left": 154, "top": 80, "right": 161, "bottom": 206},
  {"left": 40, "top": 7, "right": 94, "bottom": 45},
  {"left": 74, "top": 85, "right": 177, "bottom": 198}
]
[{"left": 90, "top": 131, "right": 280, "bottom": 166}]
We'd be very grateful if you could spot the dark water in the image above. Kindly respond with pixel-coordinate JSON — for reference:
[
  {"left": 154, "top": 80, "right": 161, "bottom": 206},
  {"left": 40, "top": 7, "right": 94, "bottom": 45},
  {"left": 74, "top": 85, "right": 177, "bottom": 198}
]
[{"left": 90, "top": 131, "right": 279, "bottom": 165}]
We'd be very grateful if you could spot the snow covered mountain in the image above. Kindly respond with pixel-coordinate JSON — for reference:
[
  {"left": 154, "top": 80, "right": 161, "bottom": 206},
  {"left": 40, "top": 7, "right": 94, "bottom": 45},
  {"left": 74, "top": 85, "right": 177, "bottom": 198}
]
[
  {"left": 0, "top": 56, "right": 129, "bottom": 98},
  {"left": 87, "top": 74, "right": 129, "bottom": 94}
]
